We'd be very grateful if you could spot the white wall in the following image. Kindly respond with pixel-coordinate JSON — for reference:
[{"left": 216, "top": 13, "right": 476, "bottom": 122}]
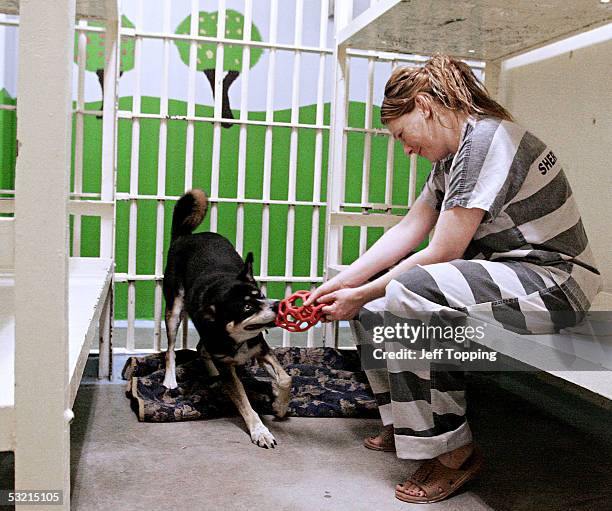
[{"left": 500, "top": 25, "right": 612, "bottom": 291}]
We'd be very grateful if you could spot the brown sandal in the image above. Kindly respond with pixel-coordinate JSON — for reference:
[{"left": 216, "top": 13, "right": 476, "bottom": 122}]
[
  {"left": 395, "top": 449, "right": 484, "bottom": 504},
  {"left": 363, "top": 425, "right": 396, "bottom": 452}
]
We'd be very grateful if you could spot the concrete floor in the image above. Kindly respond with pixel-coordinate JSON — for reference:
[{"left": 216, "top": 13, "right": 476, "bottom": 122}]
[
  {"left": 60, "top": 371, "right": 612, "bottom": 511},
  {"left": 1, "top": 328, "right": 611, "bottom": 510}
]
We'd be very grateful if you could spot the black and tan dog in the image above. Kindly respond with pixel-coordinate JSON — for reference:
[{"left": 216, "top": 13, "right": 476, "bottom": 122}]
[{"left": 162, "top": 189, "right": 291, "bottom": 448}]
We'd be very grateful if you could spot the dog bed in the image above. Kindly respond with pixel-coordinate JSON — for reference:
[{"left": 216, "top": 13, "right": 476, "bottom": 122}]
[{"left": 122, "top": 347, "right": 379, "bottom": 422}]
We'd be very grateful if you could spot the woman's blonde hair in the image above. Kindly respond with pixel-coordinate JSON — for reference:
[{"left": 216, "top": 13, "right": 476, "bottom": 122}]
[{"left": 381, "top": 54, "right": 513, "bottom": 124}]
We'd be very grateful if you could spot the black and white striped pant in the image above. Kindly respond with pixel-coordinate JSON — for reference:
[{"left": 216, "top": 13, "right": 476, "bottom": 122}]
[{"left": 350, "top": 258, "right": 575, "bottom": 460}]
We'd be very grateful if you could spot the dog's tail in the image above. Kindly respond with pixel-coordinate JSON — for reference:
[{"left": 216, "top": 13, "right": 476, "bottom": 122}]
[{"left": 171, "top": 189, "right": 209, "bottom": 240}]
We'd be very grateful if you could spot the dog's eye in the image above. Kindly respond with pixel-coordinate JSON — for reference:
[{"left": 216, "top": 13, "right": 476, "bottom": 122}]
[{"left": 244, "top": 304, "right": 254, "bottom": 312}]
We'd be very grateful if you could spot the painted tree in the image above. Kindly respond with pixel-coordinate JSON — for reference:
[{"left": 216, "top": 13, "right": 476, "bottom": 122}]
[
  {"left": 74, "top": 15, "right": 135, "bottom": 115},
  {"left": 175, "top": 10, "right": 264, "bottom": 128}
]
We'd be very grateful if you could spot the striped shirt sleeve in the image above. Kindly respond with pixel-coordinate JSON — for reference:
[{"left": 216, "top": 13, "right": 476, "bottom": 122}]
[
  {"left": 442, "top": 118, "right": 524, "bottom": 223},
  {"left": 419, "top": 161, "right": 447, "bottom": 211}
]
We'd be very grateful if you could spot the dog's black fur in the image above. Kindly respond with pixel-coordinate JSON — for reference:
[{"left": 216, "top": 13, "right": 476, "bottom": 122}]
[{"left": 162, "top": 190, "right": 291, "bottom": 448}]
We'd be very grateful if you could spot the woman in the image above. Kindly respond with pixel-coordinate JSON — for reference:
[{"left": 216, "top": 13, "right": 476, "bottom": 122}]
[{"left": 305, "top": 54, "right": 601, "bottom": 503}]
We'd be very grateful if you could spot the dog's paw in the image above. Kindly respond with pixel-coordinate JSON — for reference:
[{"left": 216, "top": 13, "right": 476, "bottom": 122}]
[
  {"left": 272, "top": 391, "right": 290, "bottom": 418},
  {"left": 162, "top": 373, "right": 178, "bottom": 390},
  {"left": 250, "top": 423, "right": 277, "bottom": 449}
]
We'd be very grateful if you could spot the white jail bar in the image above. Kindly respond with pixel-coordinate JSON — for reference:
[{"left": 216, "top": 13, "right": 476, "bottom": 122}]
[
  {"left": 117, "top": 109, "right": 329, "bottom": 129},
  {"left": 72, "top": 20, "right": 87, "bottom": 258},
  {"left": 383, "top": 60, "right": 398, "bottom": 231},
  {"left": 115, "top": 193, "right": 327, "bottom": 207},
  {"left": 115, "top": 273, "right": 324, "bottom": 284},
  {"left": 322, "top": 0, "right": 353, "bottom": 346},
  {"left": 359, "top": 55, "right": 375, "bottom": 256},
  {"left": 153, "top": 0, "right": 172, "bottom": 352},
  {"left": 180, "top": 0, "right": 200, "bottom": 349},
  {"left": 122, "top": 29, "right": 332, "bottom": 56},
  {"left": 184, "top": 0, "right": 199, "bottom": 195},
  {"left": 100, "top": 12, "right": 119, "bottom": 262},
  {"left": 408, "top": 153, "right": 417, "bottom": 206},
  {"left": 235, "top": 0, "right": 254, "bottom": 257},
  {"left": 208, "top": 0, "right": 226, "bottom": 233},
  {"left": 0, "top": 16, "right": 17, "bottom": 27},
  {"left": 307, "top": 0, "right": 330, "bottom": 348},
  {"left": 126, "top": 1, "right": 144, "bottom": 351},
  {"left": 282, "top": 0, "right": 305, "bottom": 348},
  {"left": 259, "top": 0, "right": 279, "bottom": 298}
]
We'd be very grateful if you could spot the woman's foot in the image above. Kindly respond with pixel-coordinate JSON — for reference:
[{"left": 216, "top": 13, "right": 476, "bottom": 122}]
[
  {"left": 395, "top": 443, "right": 482, "bottom": 503},
  {"left": 363, "top": 424, "right": 395, "bottom": 452},
  {"left": 437, "top": 443, "right": 473, "bottom": 469}
]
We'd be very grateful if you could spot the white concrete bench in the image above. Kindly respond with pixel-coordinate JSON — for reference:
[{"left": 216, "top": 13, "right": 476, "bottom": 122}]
[{"left": 0, "top": 218, "right": 113, "bottom": 452}]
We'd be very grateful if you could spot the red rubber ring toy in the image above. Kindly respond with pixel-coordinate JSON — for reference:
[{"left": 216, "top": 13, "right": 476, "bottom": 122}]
[{"left": 275, "top": 290, "right": 325, "bottom": 332}]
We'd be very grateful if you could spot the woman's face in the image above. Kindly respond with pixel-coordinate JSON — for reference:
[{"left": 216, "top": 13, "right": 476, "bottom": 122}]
[{"left": 386, "top": 99, "right": 453, "bottom": 163}]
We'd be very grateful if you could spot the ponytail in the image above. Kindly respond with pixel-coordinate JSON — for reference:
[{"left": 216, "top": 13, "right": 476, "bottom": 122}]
[{"left": 381, "top": 54, "right": 513, "bottom": 124}]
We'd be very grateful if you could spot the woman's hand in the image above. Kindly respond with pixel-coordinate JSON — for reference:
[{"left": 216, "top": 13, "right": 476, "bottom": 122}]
[
  {"left": 318, "top": 287, "right": 368, "bottom": 322},
  {"left": 304, "top": 276, "right": 348, "bottom": 306}
]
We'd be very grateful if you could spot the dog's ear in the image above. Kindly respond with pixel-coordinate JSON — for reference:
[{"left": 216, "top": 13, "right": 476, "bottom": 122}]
[{"left": 238, "top": 252, "right": 255, "bottom": 282}]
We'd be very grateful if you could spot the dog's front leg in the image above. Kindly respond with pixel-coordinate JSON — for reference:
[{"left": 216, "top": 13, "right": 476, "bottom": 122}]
[
  {"left": 163, "top": 291, "right": 184, "bottom": 389},
  {"left": 258, "top": 352, "right": 292, "bottom": 418},
  {"left": 220, "top": 365, "right": 277, "bottom": 448}
]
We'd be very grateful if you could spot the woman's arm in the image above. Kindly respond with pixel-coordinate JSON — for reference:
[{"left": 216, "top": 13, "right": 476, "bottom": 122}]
[
  {"left": 305, "top": 197, "right": 439, "bottom": 305},
  {"left": 317, "top": 206, "right": 485, "bottom": 320}
]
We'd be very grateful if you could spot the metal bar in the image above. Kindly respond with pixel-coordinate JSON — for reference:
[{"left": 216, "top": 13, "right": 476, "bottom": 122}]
[
  {"left": 68, "top": 200, "right": 115, "bottom": 216},
  {"left": 126, "top": 0, "right": 144, "bottom": 351},
  {"left": 283, "top": 0, "right": 304, "bottom": 348},
  {"left": 179, "top": 0, "right": 200, "bottom": 351},
  {"left": 72, "top": 20, "right": 87, "bottom": 257},
  {"left": 153, "top": 0, "right": 172, "bottom": 353},
  {"left": 341, "top": 201, "right": 408, "bottom": 210},
  {"left": 117, "top": 110, "right": 329, "bottom": 129},
  {"left": 115, "top": 273, "right": 324, "bottom": 283},
  {"left": 383, "top": 59, "right": 399, "bottom": 231},
  {"left": 184, "top": 0, "right": 199, "bottom": 193},
  {"left": 307, "top": 0, "right": 329, "bottom": 348},
  {"left": 235, "top": 0, "right": 254, "bottom": 256},
  {"left": 209, "top": 0, "right": 227, "bottom": 232},
  {"left": 344, "top": 126, "right": 389, "bottom": 135},
  {"left": 359, "top": 55, "right": 375, "bottom": 255},
  {"left": 346, "top": 48, "right": 485, "bottom": 68},
  {"left": 408, "top": 153, "right": 417, "bottom": 206},
  {"left": 98, "top": 282, "right": 112, "bottom": 380},
  {"left": 323, "top": 0, "right": 352, "bottom": 347},
  {"left": 11, "top": 197, "right": 350, "bottom": 215},
  {"left": 96, "top": 28, "right": 334, "bottom": 56},
  {"left": 330, "top": 211, "right": 403, "bottom": 228},
  {"left": 100, "top": 8, "right": 119, "bottom": 260},
  {"left": 260, "top": 0, "right": 279, "bottom": 295},
  {"left": 114, "top": 193, "right": 326, "bottom": 207}
]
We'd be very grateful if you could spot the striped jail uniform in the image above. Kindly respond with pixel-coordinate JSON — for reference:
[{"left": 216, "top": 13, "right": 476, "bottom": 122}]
[{"left": 350, "top": 116, "right": 602, "bottom": 460}]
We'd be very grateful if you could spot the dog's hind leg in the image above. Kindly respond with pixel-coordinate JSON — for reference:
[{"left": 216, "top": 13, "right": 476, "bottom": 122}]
[
  {"left": 258, "top": 352, "right": 292, "bottom": 419},
  {"left": 196, "top": 341, "right": 220, "bottom": 378},
  {"left": 163, "top": 289, "right": 184, "bottom": 389},
  {"left": 220, "top": 365, "right": 277, "bottom": 448}
]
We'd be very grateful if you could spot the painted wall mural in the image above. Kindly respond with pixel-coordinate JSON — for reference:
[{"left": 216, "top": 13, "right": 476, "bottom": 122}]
[
  {"left": 0, "top": 1, "right": 430, "bottom": 321},
  {"left": 174, "top": 9, "right": 264, "bottom": 127}
]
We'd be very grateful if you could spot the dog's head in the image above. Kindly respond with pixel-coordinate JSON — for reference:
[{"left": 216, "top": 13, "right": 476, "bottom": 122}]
[{"left": 198, "top": 252, "right": 279, "bottom": 343}]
